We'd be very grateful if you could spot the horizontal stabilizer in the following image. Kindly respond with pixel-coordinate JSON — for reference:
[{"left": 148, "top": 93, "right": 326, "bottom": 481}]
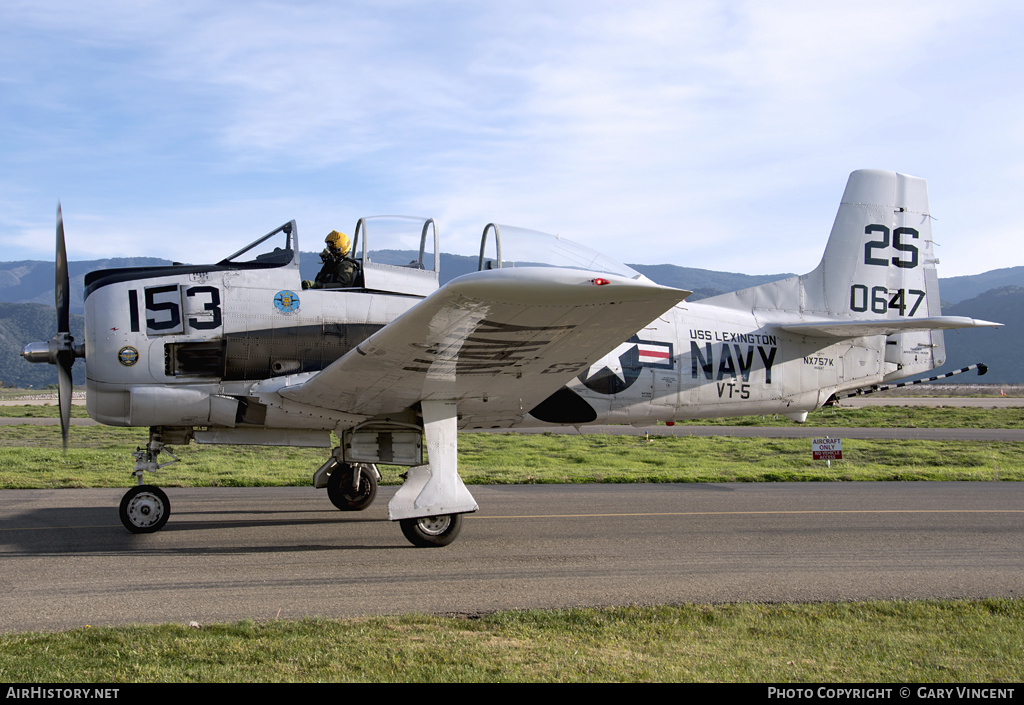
[{"left": 779, "top": 316, "right": 1002, "bottom": 339}]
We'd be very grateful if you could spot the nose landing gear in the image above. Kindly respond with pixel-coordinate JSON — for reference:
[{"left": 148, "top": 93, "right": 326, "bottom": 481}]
[{"left": 118, "top": 427, "right": 188, "bottom": 534}]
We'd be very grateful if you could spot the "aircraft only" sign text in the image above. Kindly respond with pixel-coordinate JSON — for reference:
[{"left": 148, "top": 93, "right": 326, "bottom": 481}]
[{"left": 812, "top": 438, "right": 843, "bottom": 461}]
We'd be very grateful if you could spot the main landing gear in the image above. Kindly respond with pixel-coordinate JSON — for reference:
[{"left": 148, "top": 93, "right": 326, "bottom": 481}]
[
  {"left": 399, "top": 514, "right": 463, "bottom": 547},
  {"left": 385, "top": 401, "right": 478, "bottom": 548},
  {"left": 316, "top": 402, "right": 477, "bottom": 548},
  {"left": 326, "top": 462, "right": 379, "bottom": 511},
  {"left": 317, "top": 455, "right": 465, "bottom": 547},
  {"left": 313, "top": 451, "right": 380, "bottom": 512}
]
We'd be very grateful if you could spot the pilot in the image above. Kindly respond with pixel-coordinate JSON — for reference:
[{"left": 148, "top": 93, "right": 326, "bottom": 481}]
[{"left": 303, "top": 230, "right": 360, "bottom": 289}]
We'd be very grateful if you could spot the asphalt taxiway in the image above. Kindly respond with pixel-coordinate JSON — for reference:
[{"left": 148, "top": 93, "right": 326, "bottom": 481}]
[{"left": 1, "top": 482, "right": 1021, "bottom": 633}]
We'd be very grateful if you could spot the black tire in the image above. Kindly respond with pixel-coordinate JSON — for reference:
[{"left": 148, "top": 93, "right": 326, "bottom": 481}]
[
  {"left": 119, "top": 485, "right": 170, "bottom": 534},
  {"left": 399, "top": 514, "right": 463, "bottom": 547},
  {"left": 327, "top": 464, "right": 377, "bottom": 511}
]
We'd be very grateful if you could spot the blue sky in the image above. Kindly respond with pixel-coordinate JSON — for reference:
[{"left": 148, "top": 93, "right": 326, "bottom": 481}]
[{"left": 1, "top": 1, "right": 1021, "bottom": 277}]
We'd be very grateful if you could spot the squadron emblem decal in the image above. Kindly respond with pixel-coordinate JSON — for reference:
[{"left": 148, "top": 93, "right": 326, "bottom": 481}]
[
  {"left": 117, "top": 346, "right": 139, "bottom": 367},
  {"left": 274, "top": 290, "right": 300, "bottom": 314}
]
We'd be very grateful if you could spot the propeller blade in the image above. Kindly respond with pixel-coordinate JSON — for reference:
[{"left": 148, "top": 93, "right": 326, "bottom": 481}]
[
  {"left": 57, "top": 349, "right": 72, "bottom": 450},
  {"left": 55, "top": 203, "right": 70, "bottom": 334},
  {"left": 55, "top": 203, "right": 75, "bottom": 450}
]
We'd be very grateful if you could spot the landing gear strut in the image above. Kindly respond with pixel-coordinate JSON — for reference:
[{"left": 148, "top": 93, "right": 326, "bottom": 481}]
[{"left": 387, "top": 401, "right": 477, "bottom": 548}]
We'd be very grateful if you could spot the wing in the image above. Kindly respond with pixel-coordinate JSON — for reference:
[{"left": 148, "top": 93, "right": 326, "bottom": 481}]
[
  {"left": 778, "top": 315, "right": 1001, "bottom": 339},
  {"left": 278, "top": 267, "right": 688, "bottom": 427}
]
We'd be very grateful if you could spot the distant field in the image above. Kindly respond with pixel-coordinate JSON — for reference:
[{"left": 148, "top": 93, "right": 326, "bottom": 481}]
[
  {"left": 0, "top": 404, "right": 90, "bottom": 417},
  {"left": 671, "top": 404, "right": 1024, "bottom": 429},
  {"left": 3, "top": 400, "right": 1024, "bottom": 426},
  {"left": 864, "top": 383, "right": 1024, "bottom": 398}
]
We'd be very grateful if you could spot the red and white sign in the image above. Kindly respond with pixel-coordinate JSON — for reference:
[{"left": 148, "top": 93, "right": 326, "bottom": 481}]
[{"left": 812, "top": 438, "right": 842, "bottom": 460}]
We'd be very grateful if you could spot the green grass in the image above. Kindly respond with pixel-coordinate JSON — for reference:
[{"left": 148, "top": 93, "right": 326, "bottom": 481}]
[
  {"left": 0, "top": 601, "right": 1020, "bottom": 682},
  {"left": 459, "top": 433, "right": 1024, "bottom": 483},
  {"left": 1, "top": 424, "right": 1021, "bottom": 488},
  {"left": 1, "top": 405, "right": 1023, "bottom": 489}
]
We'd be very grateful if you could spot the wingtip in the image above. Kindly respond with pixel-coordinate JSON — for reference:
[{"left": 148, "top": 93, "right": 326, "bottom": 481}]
[{"left": 971, "top": 318, "right": 1003, "bottom": 328}]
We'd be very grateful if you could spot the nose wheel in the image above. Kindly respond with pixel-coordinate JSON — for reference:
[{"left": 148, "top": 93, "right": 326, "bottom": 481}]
[
  {"left": 119, "top": 485, "right": 170, "bottom": 534},
  {"left": 118, "top": 429, "right": 183, "bottom": 534}
]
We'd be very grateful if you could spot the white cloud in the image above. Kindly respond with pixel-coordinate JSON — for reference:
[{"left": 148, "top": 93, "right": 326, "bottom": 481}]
[{"left": 1, "top": 1, "right": 1021, "bottom": 278}]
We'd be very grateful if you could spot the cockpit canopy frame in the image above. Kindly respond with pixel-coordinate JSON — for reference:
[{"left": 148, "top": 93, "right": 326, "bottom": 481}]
[
  {"left": 350, "top": 216, "right": 440, "bottom": 297},
  {"left": 217, "top": 221, "right": 298, "bottom": 269}
]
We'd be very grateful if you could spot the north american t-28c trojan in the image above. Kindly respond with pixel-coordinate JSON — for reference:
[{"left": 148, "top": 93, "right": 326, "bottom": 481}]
[{"left": 23, "top": 169, "right": 1000, "bottom": 546}]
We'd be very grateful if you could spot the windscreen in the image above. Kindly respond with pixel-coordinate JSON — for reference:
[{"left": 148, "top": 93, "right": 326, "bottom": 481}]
[
  {"left": 480, "top": 225, "right": 641, "bottom": 279},
  {"left": 218, "top": 222, "right": 295, "bottom": 267}
]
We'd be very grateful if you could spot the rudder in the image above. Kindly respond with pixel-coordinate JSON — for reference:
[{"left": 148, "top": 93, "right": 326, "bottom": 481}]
[{"left": 804, "top": 169, "right": 944, "bottom": 379}]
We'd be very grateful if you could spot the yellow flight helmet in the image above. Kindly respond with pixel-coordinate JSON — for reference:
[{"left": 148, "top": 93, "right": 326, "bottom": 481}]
[{"left": 325, "top": 230, "right": 351, "bottom": 256}]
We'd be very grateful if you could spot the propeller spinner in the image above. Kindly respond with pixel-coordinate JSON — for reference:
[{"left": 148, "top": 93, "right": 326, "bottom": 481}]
[{"left": 21, "top": 204, "right": 86, "bottom": 448}]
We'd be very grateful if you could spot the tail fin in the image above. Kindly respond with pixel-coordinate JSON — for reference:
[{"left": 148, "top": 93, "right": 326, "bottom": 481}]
[
  {"left": 807, "top": 169, "right": 944, "bottom": 379},
  {"left": 706, "top": 169, "right": 999, "bottom": 381},
  {"left": 805, "top": 169, "right": 938, "bottom": 320}
]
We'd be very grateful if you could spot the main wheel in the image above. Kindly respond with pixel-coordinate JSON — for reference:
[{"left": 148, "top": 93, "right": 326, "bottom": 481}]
[
  {"left": 399, "top": 514, "right": 463, "bottom": 547},
  {"left": 327, "top": 463, "right": 378, "bottom": 511},
  {"left": 119, "top": 485, "right": 170, "bottom": 534}
]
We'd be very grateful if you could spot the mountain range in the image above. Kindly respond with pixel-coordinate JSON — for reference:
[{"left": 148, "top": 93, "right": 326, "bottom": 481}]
[{"left": 0, "top": 254, "right": 1018, "bottom": 387}]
